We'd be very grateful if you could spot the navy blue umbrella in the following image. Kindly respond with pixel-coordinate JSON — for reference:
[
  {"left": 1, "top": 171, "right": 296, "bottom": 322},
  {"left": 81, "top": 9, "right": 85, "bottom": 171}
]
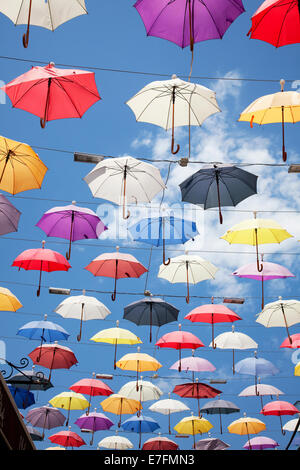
[
  {"left": 8, "top": 385, "right": 35, "bottom": 409},
  {"left": 179, "top": 163, "right": 258, "bottom": 224}
]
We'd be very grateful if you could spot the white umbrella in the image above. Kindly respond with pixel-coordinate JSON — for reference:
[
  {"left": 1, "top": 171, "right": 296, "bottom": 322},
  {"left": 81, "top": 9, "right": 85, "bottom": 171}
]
[
  {"left": 118, "top": 377, "right": 163, "bottom": 404},
  {"left": 283, "top": 418, "right": 300, "bottom": 433},
  {"left": 256, "top": 296, "right": 300, "bottom": 344},
  {"left": 0, "top": 0, "right": 87, "bottom": 47},
  {"left": 149, "top": 393, "right": 190, "bottom": 434},
  {"left": 126, "top": 75, "right": 220, "bottom": 156},
  {"left": 239, "top": 379, "right": 284, "bottom": 408},
  {"left": 84, "top": 156, "right": 166, "bottom": 219},
  {"left": 54, "top": 290, "right": 111, "bottom": 342},
  {"left": 158, "top": 252, "right": 218, "bottom": 303},
  {"left": 209, "top": 325, "right": 258, "bottom": 374},
  {"left": 97, "top": 432, "right": 133, "bottom": 450}
]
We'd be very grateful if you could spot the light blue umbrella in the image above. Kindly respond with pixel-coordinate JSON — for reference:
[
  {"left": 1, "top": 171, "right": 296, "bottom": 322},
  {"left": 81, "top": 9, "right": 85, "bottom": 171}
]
[
  {"left": 129, "top": 216, "right": 198, "bottom": 265},
  {"left": 121, "top": 414, "right": 160, "bottom": 448},
  {"left": 235, "top": 351, "right": 279, "bottom": 394}
]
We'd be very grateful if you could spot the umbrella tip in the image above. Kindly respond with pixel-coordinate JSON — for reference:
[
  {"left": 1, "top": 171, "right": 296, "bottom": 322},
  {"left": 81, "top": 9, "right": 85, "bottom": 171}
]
[
  {"left": 171, "top": 74, "right": 177, "bottom": 79},
  {"left": 280, "top": 78, "right": 285, "bottom": 91},
  {"left": 72, "top": 200, "right": 76, "bottom": 205},
  {"left": 116, "top": 320, "right": 119, "bottom": 327},
  {"left": 178, "top": 324, "right": 181, "bottom": 330},
  {"left": 232, "top": 324, "right": 235, "bottom": 332},
  {"left": 116, "top": 246, "right": 119, "bottom": 252},
  {"left": 42, "top": 240, "right": 46, "bottom": 247},
  {"left": 253, "top": 211, "right": 257, "bottom": 219},
  {"left": 44, "top": 313, "right": 47, "bottom": 320},
  {"left": 278, "top": 295, "right": 282, "bottom": 300},
  {"left": 49, "top": 62, "right": 55, "bottom": 67},
  {"left": 137, "top": 346, "right": 140, "bottom": 352}
]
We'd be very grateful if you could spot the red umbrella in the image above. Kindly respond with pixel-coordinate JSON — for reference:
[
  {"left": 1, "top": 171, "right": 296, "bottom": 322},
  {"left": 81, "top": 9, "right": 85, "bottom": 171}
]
[
  {"left": 155, "top": 324, "right": 204, "bottom": 372},
  {"left": 142, "top": 435, "right": 179, "bottom": 450},
  {"left": 260, "top": 400, "right": 299, "bottom": 434},
  {"left": 85, "top": 246, "right": 147, "bottom": 301},
  {"left": 12, "top": 240, "right": 71, "bottom": 296},
  {"left": 280, "top": 334, "right": 300, "bottom": 349},
  {"left": 28, "top": 342, "right": 78, "bottom": 382},
  {"left": 247, "top": 0, "right": 300, "bottom": 48},
  {"left": 1, "top": 62, "right": 100, "bottom": 128},
  {"left": 184, "top": 297, "right": 241, "bottom": 348},
  {"left": 69, "top": 373, "right": 113, "bottom": 415},
  {"left": 49, "top": 428, "right": 85, "bottom": 448},
  {"left": 173, "top": 379, "right": 222, "bottom": 417}
]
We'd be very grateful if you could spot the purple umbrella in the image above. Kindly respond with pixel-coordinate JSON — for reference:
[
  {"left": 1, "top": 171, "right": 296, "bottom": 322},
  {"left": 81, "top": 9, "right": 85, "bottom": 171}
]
[
  {"left": 36, "top": 202, "right": 108, "bottom": 260},
  {"left": 169, "top": 350, "right": 215, "bottom": 381},
  {"left": 26, "top": 405, "right": 66, "bottom": 438},
  {"left": 232, "top": 258, "right": 295, "bottom": 309},
  {"left": 195, "top": 437, "right": 230, "bottom": 450},
  {"left": 0, "top": 193, "right": 21, "bottom": 235},
  {"left": 243, "top": 436, "right": 279, "bottom": 450},
  {"left": 75, "top": 409, "right": 114, "bottom": 445}
]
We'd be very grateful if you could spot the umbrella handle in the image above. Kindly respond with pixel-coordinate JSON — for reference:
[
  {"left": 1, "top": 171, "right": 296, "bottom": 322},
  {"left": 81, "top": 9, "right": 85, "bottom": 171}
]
[
  {"left": 40, "top": 117, "right": 47, "bottom": 129},
  {"left": 282, "top": 106, "right": 287, "bottom": 162},
  {"left": 246, "top": 27, "right": 252, "bottom": 37},
  {"left": 186, "top": 262, "right": 190, "bottom": 304},
  {"left": 171, "top": 87, "right": 180, "bottom": 154},
  {"left": 22, "top": 0, "right": 32, "bottom": 48},
  {"left": 123, "top": 204, "right": 130, "bottom": 220},
  {"left": 77, "top": 303, "right": 84, "bottom": 342},
  {"left": 171, "top": 137, "right": 180, "bottom": 155}
]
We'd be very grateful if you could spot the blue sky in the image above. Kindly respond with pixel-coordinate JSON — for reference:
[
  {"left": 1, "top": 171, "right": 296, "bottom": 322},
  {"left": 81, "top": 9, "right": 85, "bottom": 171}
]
[{"left": 0, "top": 0, "right": 300, "bottom": 451}]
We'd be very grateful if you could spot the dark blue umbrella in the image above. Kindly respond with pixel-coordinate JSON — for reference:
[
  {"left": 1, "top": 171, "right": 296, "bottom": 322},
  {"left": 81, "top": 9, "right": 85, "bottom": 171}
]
[
  {"left": 123, "top": 295, "right": 179, "bottom": 342},
  {"left": 129, "top": 215, "right": 198, "bottom": 265},
  {"left": 200, "top": 397, "right": 240, "bottom": 433},
  {"left": 179, "top": 163, "right": 258, "bottom": 224},
  {"left": 121, "top": 414, "right": 160, "bottom": 449},
  {"left": 8, "top": 385, "right": 35, "bottom": 409}
]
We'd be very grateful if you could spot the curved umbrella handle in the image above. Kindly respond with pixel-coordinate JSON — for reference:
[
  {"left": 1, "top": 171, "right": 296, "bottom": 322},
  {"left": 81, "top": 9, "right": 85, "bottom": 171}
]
[
  {"left": 171, "top": 138, "right": 180, "bottom": 155},
  {"left": 186, "top": 262, "right": 190, "bottom": 304},
  {"left": 36, "top": 287, "right": 41, "bottom": 297},
  {"left": 123, "top": 205, "right": 130, "bottom": 220},
  {"left": 22, "top": 32, "right": 29, "bottom": 48},
  {"left": 111, "top": 291, "right": 117, "bottom": 302},
  {"left": 40, "top": 117, "right": 47, "bottom": 129}
]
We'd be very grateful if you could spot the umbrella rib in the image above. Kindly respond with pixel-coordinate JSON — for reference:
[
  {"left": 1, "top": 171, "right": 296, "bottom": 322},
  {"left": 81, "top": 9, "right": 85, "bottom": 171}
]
[
  {"left": 10, "top": 79, "right": 46, "bottom": 108},
  {"left": 197, "top": 0, "right": 224, "bottom": 38},
  {"left": 0, "top": 206, "right": 18, "bottom": 231},
  {"left": 15, "top": 0, "right": 26, "bottom": 25},
  {"left": 52, "top": 79, "right": 82, "bottom": 118},
  {"left": 275, "top": 2, "right": 295, "bottom": 48},
  {"left": 47, "top": 0, "right": 55, "bottom": 31}
]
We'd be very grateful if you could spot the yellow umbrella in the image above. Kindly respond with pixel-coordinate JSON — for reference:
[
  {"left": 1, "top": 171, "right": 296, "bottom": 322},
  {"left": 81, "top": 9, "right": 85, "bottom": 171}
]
[
  {"left": 116, "top": 346, "right": 162, "bottom": 391},
  {"left": 238, "top": 79, "right": 300, "bottom": 161},
  {"left": 0, "top": 287, "right": 22, "bottom": 311},
  {"left": 49, "top": 391, "right": 89, "bottom": 426},
  {"left": 294, "top": 362, "right": 300, "bottom": 376},
  {"left": 90, "top": 320, "right": 142, "bottom": 369},
  {"left": 174, "top": 413, "right": 213, "bottom": 449},
  {"left": 0, "top": 135, "right": 48, "bottom": 194},
  {"left": 221, "top": 212, "right": 292, "bottom": 272},
  {"left": 228, "top": 413, "right": 266, "bottom": 450},
  {"left": 100, "top": 394, "right": 142, "bottom": 427}
]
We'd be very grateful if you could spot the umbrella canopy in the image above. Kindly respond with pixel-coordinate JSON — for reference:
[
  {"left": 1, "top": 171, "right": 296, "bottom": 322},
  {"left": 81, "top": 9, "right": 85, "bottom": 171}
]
[
  {"left": 0, "top": 135, "right": 48, "bottom": 194},
  {"left": 209, "top": 325, "right": 258, "bottom": 374},
  {"left": 200, "top": 397, "right": 240, "bottom": 433},
  {"left": 8, "top": 385, "right": 35, "bottom": 409},
  {"left": 17, "top": 314, "right": 70, "bottom": 345},
  {"left": 26, "top": 425, "right": 43, "bottom": 441},
  {"left": 149, "top": 395, "right": 190, "bottom": 434},
  {"left": 195, "top": 437, "right": 230, "bottom": 450},
  {"left": 233, "top": 259, "right": 295, "bottom": 309},
  {"left": 28, "top": 342, "right": 78, "bottom": 382},
  {"left": 129, "top": 215, "right": 199, "bottom": 266},
  {"left": 49, "top": 391, "right": 89, "bottom": 426},
  {"left": 295, "top": 362, "right": 300, "bottom": 376},
  {"left": 75, "top": 409, "right": 114, "bottom": 445},
  {"left": 100, "top": 394, "right": 142, "bottom": 427},
  {"left": 173, "top": 380, "right": 222, "bottom": 417},
  {"left": 49, "top": 428, "right": 86, "bottom": 448},
  {"left": 247, "top": 0, "right": 300, "bottom": 48},
  {"left": 0, "top": 0, "right": 87, "bottom": 47},
  {"left": 55, "top": 292, "right": 111, "bottom": 342},
  {"left": 0, "top": 286, "right": 22, "bottom": 311},
  {"left": 126, "top": 75, "right": 220, "bottom": 155},
  {"left": 0, "top": 193, "right": 21, "bottom": 235},
  {"left": 180, "top": 163, "right": 258, "bottom": 224},
  {"left": 260, "top": 400, "right": 299, "bottom": 434},
  {"left": 174, "top": 414, "right": 213, "bottom": 449},
  {"left": 281, "top": 334, "right": 300, "bottom": 349},
  {"left": 235, "top": 352, "right": 279, "bottom": 395},
  {"left": 243, "top": 436, "right": 279, "bottom": 450},
  {"left": 36, "top": 202, "right": 107, "bottom": 260},
  {"left": 121, "top": 414, "right": 160, "bottom": 449},
  {"left": 1, "top": 62, "right": 100, "bottom": 128},
  {"left": 283, "top": 418, "right": 300, "bottom": 432},
  {"left": 228, "top": 414, "right": 266, "bottom": 449},
  {"left": 6, "top": 368, "right": 53, "bottom": 391},
  {"left": 123, "top": 295, "right": 179, "bottom": 342},
  {"left": 158, "top": 252, "right": 218, "bottom": 303},
  {"left": 239, "top": 380, "right": 284, "bottom": 408},
  {"left": 97, "top": 433, "right": 134, "bottom": 450},
  {"left": 12, "top": 240, "right": 71, "bottom": 296},
  {"left": 90, "top": 320, "right": 142, "bottom": 369},
  {"left": 169, "top": 351, "right": 216, "bottom": 382},
  {"left": 84, "top": 156, "right": 166, "bottom": 219},
  {"left": 70, "top": 373, "right": 113, "bottom": 415},
  {"left": 85, "top": 246, "right": 148, "bottom": 301},
  {"left": 142, "top": 435, "right": 179, "bottom": 451},
  {"left": 118, "top": 378, "right": 162, "bottom": 403},
  {"left": 116, "top": 347, "right": 162, "bottom": 391},
  {"left": 26, "top": 405, "right": 66, "bottom": 438}
]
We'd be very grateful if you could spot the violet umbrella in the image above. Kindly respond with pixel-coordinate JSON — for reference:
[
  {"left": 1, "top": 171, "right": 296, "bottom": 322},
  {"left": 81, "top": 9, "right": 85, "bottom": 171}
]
[
  {"left": 233, "top": 256, "right": 295, "bottom": 309},
  {"left": 26, "top": 405, "right": 66, "bottom": 439},
  {"left": 0, "top": 193, "right": 21, "bottom": 235},
  {"left": 195, "top": 436, "right": 230, "bottom": 450},
  {"left": 243, "top": 436, "right": 279, "bottom": 450},
  {"left": 75, "top": 408, "right": 114, "bottom": 445},
  {"left": 169, "top": 349, "right": 216, "bottom": 382},
  {"left": 36, "top": 201, "right": 107, "bottom": 260}
]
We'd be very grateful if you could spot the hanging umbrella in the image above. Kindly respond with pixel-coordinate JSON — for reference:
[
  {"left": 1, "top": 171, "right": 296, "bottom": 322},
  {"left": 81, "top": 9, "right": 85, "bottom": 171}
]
[
  {"left": 200, "top": 396, "right": 240, "bottom": 434},
  {"left": 49, "top": 391, "right": 89, "bottom": 427},
  {"left": 116, "top": 347, "right": 162, "bottom": 391},
  {"left": 281, "top": 333, "right": 300, "bottom": 349},
  {"left": 228, "top": 414, "right": 266, "bottom": 450},
  {"left": 260, "top": 400, "right": 299, "bottom": 434},
  {"left": 233, "top": 258, "right": 295, "bottom": 309},
  {"left": 195, "top": 437, "right": 230, "bottom": 450},
  {"left": 123, "top": 295, "right": 179, "bottom": 342},
  {"left": 75, "top": 409, "right": 114, "bottom": 445},
  {"left": 126, "top": 75, "right": 220, "bottom": 156},
  {"left": 239, "top": 379, "right": 284, "bottom": 408},
  {"left": 85, "top": 246, "right": 147, "bottom": 301},
  {"left": 155, "top": 324, "right": 204, "bottom": 371},
  {"left": 6, "top": 367, "right": 53, "bottom": 391},
  {"left": 45, "top": 446, "right": 65, "bottom": 450},
  {"left": 173, "top": 379, "right": 222, "bottom": 417},
  {"left": 0, "top": 135, "right": 47, "bottom": 194},
  {"left": 209, "top": 325, "right": 258, "bottom": 374},
  {"left": 1, "top": 62, "right": 100, "bottom": 128},
  {"left": 0, "top": 0, "right": 87, "bottom": 47},
  {"left": 295, "top": 361, "right": 300, "bottom": 376},
  {"left": 180, "top": 163, "right": 258, "bottom": 224},
  {"left": 235, "top": 351, "right": 279, "bottom": 397},
  {"left": 100, "top": 394, "right": 142, "bottom": 428},
  {"left": 26, "top": 405, "right": 66, "bottom": 439},
  {"left": 97, "top": 432, "right": 134, "bottom": 450},
  {"left": 84, "top": 156, "right": 165, "bottom": 219},
  {"left": 26, "top": 425, "right": 43, "bottom": 441},
  {"left": 7, "top": 385, "right": 35, "bottom": 409},
  {"left": 129, "top": 215, "right": 199, "bottom": 266},
  {"left": 36, "top": 201, "right": 107, "bottom": 261},
  {"left": 28, "top": 342, "right": 78, "bottom": 382},
  {"left": 142, "top": 434, "right": 179, "bottom": 450},
  {"left": 174, "top": 413, "right": 213, "bottom": 449},
  {"left": 247, "top": 0, "right": 300, "bottom": 48},
  {"left": 118, "top": 377, "right": 163, "bottom": 405},
  {"left": 12, "top": 240, "right": 71, "bottom": 297},
  {"left": 243, "top": 436, "right": 279, "bottom": 450},
  {"left": 90, "top": 320, "right": 142, "bottom": 369},
  {"left": 158, "top": 252, "right": 218, "bottom": 303},
  {"left": 70, "top": 373, "right": 113, "bottom": 415},
  {"left": 49, "top": 427, "right": 86, "bottom": 448},
  {"left": 238, "top": 79, "right": 300, "bottom": 161},
  {"left": 256, "top": 296, "right": 300, "bottom": 345},
  {"left": 149, "top": 394, "right": 190, "bottom": 434},
  {"left": 0, "top": 193, "right": 21, "bottom": 235},
  {"left": 221, "top": 212, "right": 292, "bottom": 272},
  {"left": 0, "top": 286, "right": 22, "bottom": 311},
  {"left": 169, "top": 350, "right": 216, "bottom": 382},
  {"left": 184, "top": 298, "right": 242, "bottom": 348},
  {"left": 283, "top": 418, "right": 300, "bottom": 433},
  {"left": 55, "top": 291, "right": 111, "bottom": 342},
  {"left": 121, "top": 414, "right": 160, "bottom": 449}
]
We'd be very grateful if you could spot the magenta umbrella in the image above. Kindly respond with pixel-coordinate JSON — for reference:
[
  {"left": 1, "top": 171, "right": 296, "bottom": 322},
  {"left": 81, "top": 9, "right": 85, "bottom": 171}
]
[
  {"left": 232, "top": 258, "right": 295, "bottom": 309},
  {"left": 243, "top": 436, "right": 279, "bottom": 450}
]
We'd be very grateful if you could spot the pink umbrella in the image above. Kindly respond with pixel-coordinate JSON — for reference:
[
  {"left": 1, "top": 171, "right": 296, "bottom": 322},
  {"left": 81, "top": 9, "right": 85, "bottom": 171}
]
[
  {"left": 280, "top": 334, "right": 300, "bottom": 349},
  {"left": 84, "top": 246, "right": 147, "bottom": 301},
  {"left": 169, "top": 349, "right": 215, "bottom": 382},
  {"left": 232, "top": 258, "right": 295, "bottom": 309},
  {"left": 243, "top": 436, "right": 279, "bottom": 450}
]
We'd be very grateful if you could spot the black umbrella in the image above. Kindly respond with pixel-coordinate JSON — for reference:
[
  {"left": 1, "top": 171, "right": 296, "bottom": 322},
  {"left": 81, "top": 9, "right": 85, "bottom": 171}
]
[
  {"left": 200, "top": 397, "right": 240, "bottom": 434},
  {"left": 6, "top": 368, "right": 53, "bottom": 391},
  {"left": 123, "top": 295, "right": 179, "bottom": 342},
  {"left": 179, "top": 163, "right": 258, "bottom": 224}
]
